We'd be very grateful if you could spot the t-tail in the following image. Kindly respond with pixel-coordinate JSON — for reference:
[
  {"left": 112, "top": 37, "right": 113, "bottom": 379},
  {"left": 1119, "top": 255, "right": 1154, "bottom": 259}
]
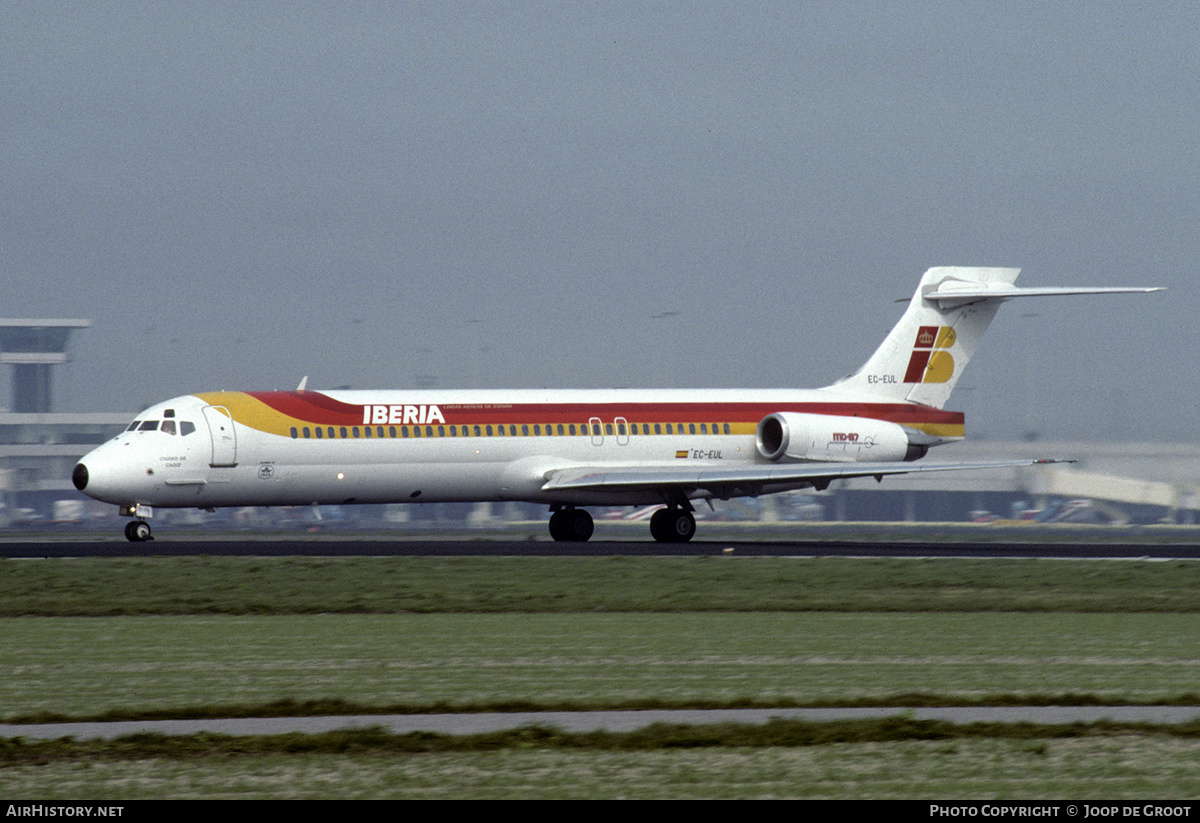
[{"left": 827, "top": 266, "right": 1163, "bottom": 409}]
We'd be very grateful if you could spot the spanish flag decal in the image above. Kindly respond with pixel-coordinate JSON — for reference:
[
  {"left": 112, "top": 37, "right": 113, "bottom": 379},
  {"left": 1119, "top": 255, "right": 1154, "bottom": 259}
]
[
  {"left": 903, "top": 325, "right": 956, "bottom": 383},
  {"left": 675, "top": 450, "right": 689, "bottom": 459}
]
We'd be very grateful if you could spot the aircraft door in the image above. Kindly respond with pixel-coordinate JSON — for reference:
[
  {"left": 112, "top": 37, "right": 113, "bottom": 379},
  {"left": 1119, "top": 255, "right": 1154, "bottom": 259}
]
[
  {"left": 202, "top": 405, "right": 238, "bottom": 467},
  {"left": 588, "top": 416, "right": 603, "bottom": 446},
  {"left": 615, "top": 417, "right": 630, "bottom": 446}
]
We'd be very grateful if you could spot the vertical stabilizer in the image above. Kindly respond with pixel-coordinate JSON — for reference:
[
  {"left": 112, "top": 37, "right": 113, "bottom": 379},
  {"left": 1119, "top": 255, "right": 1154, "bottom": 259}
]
[{"left": 826, "top": 267, "right": 1019, "bottom": 409}]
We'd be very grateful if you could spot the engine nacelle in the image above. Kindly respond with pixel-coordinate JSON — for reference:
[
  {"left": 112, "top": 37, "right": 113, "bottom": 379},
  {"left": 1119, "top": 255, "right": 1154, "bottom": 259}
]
[{"left": 755, "top": 412, "right": 928, "bottom": 463}]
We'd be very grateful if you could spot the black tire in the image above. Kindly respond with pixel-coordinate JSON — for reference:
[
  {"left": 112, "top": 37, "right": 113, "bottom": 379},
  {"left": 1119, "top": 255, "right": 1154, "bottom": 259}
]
[
  {"left": 568, "top": 509, "right": 594, "bottom": 542},
  {"left": 649, "top": 508, "right": 672, "bottom": 543},
  {"left": 649, "top": 508, "right": 694, "bottom": 543},
  {"left": 548, "top": 510, "right": 569, "bottom": 541},
  {"left": 126, "top": 520, "right": 152, "bottom": 542},
  {"left": 669, "top": 510, "right": 695, "bottom": 543}
]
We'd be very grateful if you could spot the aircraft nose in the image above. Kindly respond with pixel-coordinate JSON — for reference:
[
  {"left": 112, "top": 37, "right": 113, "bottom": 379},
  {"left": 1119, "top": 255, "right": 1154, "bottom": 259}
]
[
  {"left": 73, "top": 441, "right": 144, "bottom": 505},
  {"left": 72, "top": 462, "right": 89, "bottom": 491}
]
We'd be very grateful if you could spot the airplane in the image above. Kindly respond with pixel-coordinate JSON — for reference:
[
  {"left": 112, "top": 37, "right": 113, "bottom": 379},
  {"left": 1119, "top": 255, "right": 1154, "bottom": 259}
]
[{"left": 72, "top": 267, "right": 1161, "bottom": 543}]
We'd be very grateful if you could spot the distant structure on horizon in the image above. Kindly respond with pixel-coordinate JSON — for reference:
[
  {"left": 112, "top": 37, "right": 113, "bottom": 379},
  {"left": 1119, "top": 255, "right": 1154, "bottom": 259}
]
[
  {"left": 0, "top": 319, "right": 90, "bottom": 413},
  {"left": 0, "top": 319, "right": 129, "bottom": 524}
]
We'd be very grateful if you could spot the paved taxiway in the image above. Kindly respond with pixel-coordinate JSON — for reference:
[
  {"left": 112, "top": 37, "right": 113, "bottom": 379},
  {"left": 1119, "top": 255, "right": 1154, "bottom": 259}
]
[{"left": 7, "top": 706, "right": 1200, "bottom": 741}]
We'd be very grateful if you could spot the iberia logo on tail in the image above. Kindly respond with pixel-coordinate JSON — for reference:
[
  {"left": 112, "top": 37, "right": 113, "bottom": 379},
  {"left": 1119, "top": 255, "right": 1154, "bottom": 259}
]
[{"left": 903, "top": 325, "right": 956, "bottom": 383}]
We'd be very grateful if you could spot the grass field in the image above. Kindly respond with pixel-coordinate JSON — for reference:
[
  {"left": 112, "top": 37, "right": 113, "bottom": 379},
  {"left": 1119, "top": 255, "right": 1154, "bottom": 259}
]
[{"left": 3, "top": 553, "right": 1200, "bottom": 798}]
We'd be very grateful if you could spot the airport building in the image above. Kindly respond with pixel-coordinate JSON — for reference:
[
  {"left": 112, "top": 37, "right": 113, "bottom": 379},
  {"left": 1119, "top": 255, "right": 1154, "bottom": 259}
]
[{"left": 0, "top": 320, "right": 128, "bottom": 525}]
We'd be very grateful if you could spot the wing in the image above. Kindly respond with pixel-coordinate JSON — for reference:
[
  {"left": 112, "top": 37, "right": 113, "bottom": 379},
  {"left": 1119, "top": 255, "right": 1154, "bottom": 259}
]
[{"left": 542, "top": 459, "right": 1070, "bottom": 500}]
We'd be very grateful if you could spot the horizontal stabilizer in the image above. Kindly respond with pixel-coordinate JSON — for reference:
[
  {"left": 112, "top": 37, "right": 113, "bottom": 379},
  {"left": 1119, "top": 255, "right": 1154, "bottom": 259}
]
[{"left": 924, "top": 281, "right": 1164, "bottom": 307}]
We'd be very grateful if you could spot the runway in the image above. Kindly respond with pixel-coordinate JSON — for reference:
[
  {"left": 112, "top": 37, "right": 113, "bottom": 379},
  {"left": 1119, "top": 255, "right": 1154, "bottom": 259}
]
[{"left": 4, "top": 536, "right": 1200, "bottom": 558}]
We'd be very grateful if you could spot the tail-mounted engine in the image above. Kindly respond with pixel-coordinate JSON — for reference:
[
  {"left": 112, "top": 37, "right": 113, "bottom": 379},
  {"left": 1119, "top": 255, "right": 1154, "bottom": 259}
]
[{"left": 755, "top": 412, "right": 928, "bottom": 463}]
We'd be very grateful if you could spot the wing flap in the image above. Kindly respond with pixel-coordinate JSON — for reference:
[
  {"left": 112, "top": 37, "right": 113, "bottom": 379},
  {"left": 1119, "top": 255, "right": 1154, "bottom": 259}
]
[{"left": 543, "top": 459, "right": 1070, "bottom": 497}]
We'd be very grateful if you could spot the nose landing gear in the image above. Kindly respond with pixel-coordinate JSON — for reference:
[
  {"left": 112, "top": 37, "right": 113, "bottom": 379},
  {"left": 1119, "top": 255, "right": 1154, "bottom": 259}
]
[{"left": 124, "top": 520, "right": 153, "bottom": 542}]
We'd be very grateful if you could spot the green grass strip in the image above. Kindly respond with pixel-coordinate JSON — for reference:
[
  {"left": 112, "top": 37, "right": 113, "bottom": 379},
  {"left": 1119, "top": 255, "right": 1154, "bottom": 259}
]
[{"left": 6, "top": 556, "right": 1200, "bottom": 615}]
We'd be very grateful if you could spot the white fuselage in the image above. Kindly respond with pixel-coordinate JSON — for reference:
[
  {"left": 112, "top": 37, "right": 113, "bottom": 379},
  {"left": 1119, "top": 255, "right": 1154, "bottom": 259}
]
[{"left": 74, "top": 386, "right": 962, "bottom": 512}]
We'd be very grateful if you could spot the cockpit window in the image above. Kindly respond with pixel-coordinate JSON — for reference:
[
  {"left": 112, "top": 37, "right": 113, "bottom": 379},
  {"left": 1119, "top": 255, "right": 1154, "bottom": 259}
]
[
  {"left": 180, "top": 421, "right": 196, "bottom": 436},
  {"left": 126, "top": 420, "right": 141, "bottom": 431},
  {"left": 138, "top": 420, "right": 159, "bottom": 431},
  {"left": 161, "top": 421, "right": 177, "bottom": 435}
]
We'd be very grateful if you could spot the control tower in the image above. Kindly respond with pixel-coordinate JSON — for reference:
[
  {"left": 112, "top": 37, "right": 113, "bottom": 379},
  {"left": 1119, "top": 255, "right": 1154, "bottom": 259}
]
[{"left": 0, "top": 319, "right": 90, "bottom": 413}]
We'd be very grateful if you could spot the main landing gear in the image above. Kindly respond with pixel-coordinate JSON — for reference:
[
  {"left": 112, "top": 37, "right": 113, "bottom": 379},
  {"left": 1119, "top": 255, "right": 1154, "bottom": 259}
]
[
  {"left": 124, "top": 520, "right": 153, "bottom": 542},
  {"left": 548, "top": 507, "right": 594, "bottom": 542},
  {"left": 546, "top": 505, "right": 697, "bottom": 543},
  {"left": 648, "top": 507, "right": 695, "bottom": 543}
]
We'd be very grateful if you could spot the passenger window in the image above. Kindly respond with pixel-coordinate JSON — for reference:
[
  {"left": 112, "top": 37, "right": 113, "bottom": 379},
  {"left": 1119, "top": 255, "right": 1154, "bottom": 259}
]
[
  {"left": 665, "top": 424, "right": 673, "bottom": 434},
  {"left": 723, "top": 423, "right": 731, "bottom": 435},
  {"left": 303, "top": 427, "right": 311, "bottom": 438},
  {"left": 290, "top": 427, "right": 298, "bottom": 439}
]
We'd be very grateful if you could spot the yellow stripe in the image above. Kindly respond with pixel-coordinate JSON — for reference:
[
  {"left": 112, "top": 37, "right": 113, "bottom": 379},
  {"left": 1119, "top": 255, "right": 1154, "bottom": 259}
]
[
  {"left": 194, "top": 392, "right": 301, "bottom": 437},
  {"left": 910, "top": 422, "right": 965, "bottom": 438}
]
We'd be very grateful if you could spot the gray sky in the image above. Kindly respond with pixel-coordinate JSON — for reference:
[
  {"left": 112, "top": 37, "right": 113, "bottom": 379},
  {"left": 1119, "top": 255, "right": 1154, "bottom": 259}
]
[{"left": 1, "top": 2, "right": 1193, "bottom": 442}]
